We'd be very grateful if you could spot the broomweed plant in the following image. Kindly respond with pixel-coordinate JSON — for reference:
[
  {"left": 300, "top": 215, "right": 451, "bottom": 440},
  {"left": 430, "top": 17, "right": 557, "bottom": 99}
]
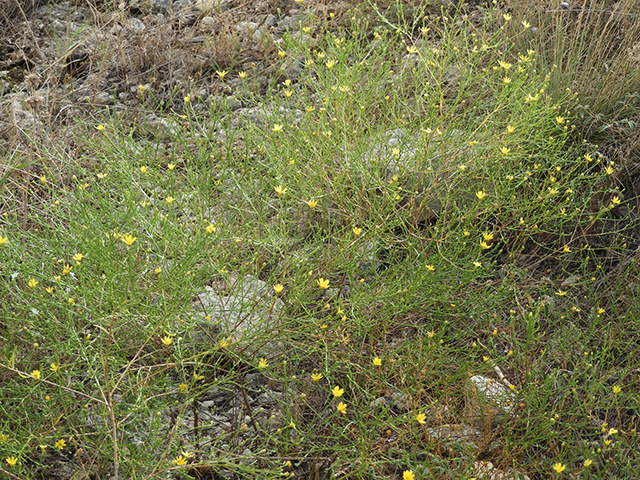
[{"left": 1, "top": 1, "right": 639, "bottom": 479}]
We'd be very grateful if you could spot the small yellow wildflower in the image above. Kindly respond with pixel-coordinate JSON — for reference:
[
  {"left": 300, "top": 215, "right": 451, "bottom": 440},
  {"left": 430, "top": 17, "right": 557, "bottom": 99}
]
[
  {"left": 184, "top": 95, "right": 190, "bottom": 104},
  {"left": 238, "top": 71, "right": 247, "bottom": 79},
  {"left": 556, "top": 116, "right": 565, "bottom": 124},
  {"left": 140, "top": 166, "right": 148, "bottom": 174},
  {"left": 278, "top": 50, "right": 286, "bottom": 58},
  {"left": 5, "top": 457, "right": 17, "bottom": 467},
  {"left": 121, "top": 234, "right": 136, "bottom": 246},
  {"left": 0, "top": 236, "right": 7, "bottom": 245},
  {"left": 28, "top": 278, "right": 38, "bottom": 288},
  {"left": 506, "top": 125, "right": 515, "bottom": 134},
  {"left": 216, "top": 70, "right": 228, "bottom": 81},
  {"left": 96, "top": 124, "right": 106, "bottom": 131},
  {"left": 476, "top": 190, "right": 486, "bottom": 200},
  {"left": 173, "top": 455, "right": 188, "bottom": 466},
  {"left": 162, "top": 336, "right": 172, "bottom": 346},
  {"left": 312, "top": 372, "right": 323, "bottom": 381},
  {"left": 165, "top": 196, "right": 174, "bottom": 205},
  {"left": 605, "top": 166, "right": 614, "bottom": 175},
  {"left": 555, "top": 290, "right": 566, "bottom": 296},
  {"left": 317, "top": 278, "right": 330, "bottom": 289},
  {"left": 403, "top": 471, "right": 415, "bottom": 480},
  {"left": 258, "top": 358, "right": 269, "bottom": 369},
  {"left": 62, "top": 264, "right": 72, "bottom": 275},
  {"left": 610, "top": 196, "right": 621, "bottom": 206},
  {"left": 274, "top": 284, "right": 284, "bottom": 294},
  {"left": 326, "top": 60, "right": 335, "bottom": 69},
  {"left": 522, "top": 20, "right": 531, "bottom": 29},
  {"left": 608, "top": 428, "right": 618, "bottom": 435},
  {"left": 307, "top": 199, "right": 318, "bottom": 208},
  {"left": 72, "top": 253, "right": 83, "bottom": 263},
  {"left": 50, "top": 363, "right": 59, "bottom": 372},
  {"left": 416, "top": 412, "right": 427, "bottom": 424},
  {"left": 337, "top": 402, "right": 347, "bottom": 414},
  {"left": 473, "top": 261, "right": 482, "bottom": 268},
  {"left": 500, "top": 146, "right": 511, "bottom": 155},
  {"left": 480, "top": 241, "right": 491, "bottom": 250},
  {"left": 563, "top": 245, "right": 571, "bottom": 253},
  {"left": 331, "top": 386, "right": 344, "bottom": 398},
  {"left": 373, "top": 357, "right": 382, "bottom": 366},
  {"left": 583, "top": 459, "right": 592, "bottom": 467},
  {"left": 67, "top": 298, "right": 74, "bottom": 304},
  {"left": 552, "top": 463, "right": 565, "bottom": 473},
  {"left": 274, "top": 185, "right": 286, "bottom": 196},
  {"left": 425, "top": 265, "right": 434, "bottom": 271},
  {"left": 503, "top": 77, "right": 511, "bottom": 84},
  {"left": 30, "top": 369, "right": 41, "bottom": 379},
  {"left": 503, "top": 13, "right": 512, "bottom": 21},
  {"left": 54, "top": 439, "right": 66, "bottom": 450},
  {"left": 353, "top": 227, "right": 362, "bottom": 236},
  {"left": 613, "top": 385, "right": 621, "bottom": 394},
  {"left": 206, "top": 224, "right": 216, "bottom": 234}
]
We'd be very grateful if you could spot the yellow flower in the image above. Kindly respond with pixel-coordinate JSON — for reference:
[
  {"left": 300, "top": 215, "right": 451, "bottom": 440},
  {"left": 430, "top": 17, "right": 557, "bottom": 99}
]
[
  {"left": 40, "top": 175, "right": 46, "bottom": 183},
  {"left": 610, "top": 196, "right": 621, "bottom": 206},
  {"left": 317, "top": 278, "right": 330, "bottom": 289},
  {"left": 62, "top": 264, "right": 72, "bottom": 275},
  {"left": 311, "top": 372, "right": 323, "bottom": 381},
  {"left": 331, "top": 386, "right": 344, "bottom": 398},
  {"left": 584, "top": 153, "right": 593, "bottom": 162},
  {"left": 613, "top": 385, "right": 621, "bottom": 394},
  {"left": 373, "top": 357, "right": 382, "bottom": 366},
  {"left": 216, "top": 70, "right": 228, "bottom": 81},
  {"left": 483, "top": 232, "right": 494, "bottom": 242},
  {"left": 605, "top": 166, "right": 614, "bottom": 175},
  {"left": 425, "top": 265, "right": 434, "bottom": 271},
  {"left": 166, "top": 196, "right": 174, "bottom": 204},
  {"left": 5, "top": 457, "right": 17, "bottom": 467},
  {"left": 552, "top": 463, "right": 565, "bottom": 473},
  {"left": 274, "top": 185, "right": 287, "bottom": 196},
  {"left": 608, "top": 428, "right": 618, "bottom": 435},
  {"left": 522, "top": 20, "right": 531, "bottom": 29},
  {"left": 167, "top": 163, "right": 175, "bottom": 171},
  {"left": 476, "top": 190, "right": 486, "bottom": 200},
  {"left": 353, "top": 227, "right": 362, "bottom": 236},
  {"left": 307, "top": 199, "right": 318, "bottom": 208},
  {"left": 258, "top": 358, "right": 269, "bottom": 369},
  {"left": 278, "top": 50, "right": 286, "bottom": 58},
  {"left": 72, "top": 253, "right": 83, "bottom": 263},
  {"left": 206, "top": 224, "right": 217, "bottom": 234},
  {"left": 503, "top": 13, "right": 512, "bottom": 21},
  {"left": 473, "top": 261, "right": 482, "bottom": 268},
  {"left": 555, "top": 290, "right": 566, "bottom": 296},
  {"left": 556, "top": 116, "right": 564, "bottom": 124},
  {"left": 500, "top": 146, "right": 511, "bottom": 155},
  {"left": 326, "top": 60, "right": 335, "bottom": 69},
  {"left": 67, "top": 298, "right": 74, "bottom": 304},
  {"left": 406, "top": 46, "right": 419, "bottom": 54},
  {"left": 121, "top": 234, "right": 136, "bottom": 246},
  {"left": 337, "top": 402, "right": 347, "bottom": 414},
  {"left": 50, "top": 363, "right": 59, "bottom": 372},
  {"left": 0, "top": 236, "right": 7, "bottom": 245},
  {"left": 162, "top": 336, "right": 172, "bottom": 346},
  {"left": 178, "top": 383, "right": 187, "bottom": 392},
  {"left": 274, "top": 284, "right": 284, "bottom": 294},
  {"left": 239, "top": 71, "right": 247, "bottom": 79},
  {"left": 480, "top": 241, "right": 491, "bottom": 250},
  {"left": 563, "top": 245, "right": 571, "bottom": 253},
  {"left": 184, "top": 95, "right": 191, "bottom": 104},
  {"left": 54, "top": 439, "right": 66, "bottom": 450},
  {"left": 96, "top": 124, "right": 106, "bottom": 131},
  {"left": 28, "top": 278, "right": 38, "bottom": 288},
  {"left": 503, "top": 77, "right": 511, "bottom": 84},
  {"left": 583, "top": 459, "right": 592, "bottom": 467},
  {"left": 46, "top": 287, "right": 54, "bottom": 294},
  {"left": 155, "top": 267, "right": 162, "bottom": 274},
  {"left": 416, "top": 412, "right": 427, "bottom": 424},
  {"left": 403, "top": 471, "right": 415, "bottom": 480},
  {"left": 173, "top": 455, "right": 187, "bottom": 466},
  {"left": 140, "top": 165, "right": 148, "bottom": 174},
  {"left": 506, "top": 125, "right": 515, "bottom": 134}
]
